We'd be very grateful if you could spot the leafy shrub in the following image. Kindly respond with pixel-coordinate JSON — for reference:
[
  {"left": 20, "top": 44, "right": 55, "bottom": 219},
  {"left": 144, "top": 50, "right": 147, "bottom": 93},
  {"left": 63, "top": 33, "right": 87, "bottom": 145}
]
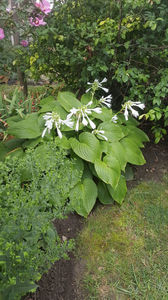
[
  {"left": 28, "top": 0, "right": 168, "bottom": 141},
  {"left": 0, "top": 142, "right": 81, "bottom": 300}
]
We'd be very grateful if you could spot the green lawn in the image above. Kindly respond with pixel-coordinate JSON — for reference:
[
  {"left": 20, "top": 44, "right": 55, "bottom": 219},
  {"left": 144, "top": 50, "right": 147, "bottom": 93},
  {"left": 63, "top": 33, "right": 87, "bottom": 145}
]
[{"left": 77, "top": 175, "right": 168, "bottom": 300}]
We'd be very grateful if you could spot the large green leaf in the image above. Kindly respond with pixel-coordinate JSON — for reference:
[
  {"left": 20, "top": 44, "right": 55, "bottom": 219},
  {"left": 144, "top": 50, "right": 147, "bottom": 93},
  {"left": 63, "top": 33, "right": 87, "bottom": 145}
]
[
  {"left": 107, "top": 175, "right": 127, "bottom": 205},
  {"left": 126, "top": 125, "right": 149, "bottom": 148},
  {"left": 57, "top": 91, "right": 82, "bottom": 112},
  {"left": 39, "top": 96, "right": 55, "bottom": 106},
  {"left": 70, "top": 132, "right": 102, "bottom": 163},
  {"left": 98, "top": 181, "right": 114, "bottom": 204},
  {"left": 107, "top": 142, "right": 127, "bottom": 171},
  {"left": 39, "top": 101, "right": 67, "bottom": 119},
  {"left": 94, "top": 155, "right": 120, "bottom": 189},
  {"left": 120, "top": 137, "right": 146, "bottom": 165},
  {"left": 97, "top": 121, "right": 125, "bottom": 142},
  {"left": 92, "top": 107, "right": 112, "bottom": 121},
  {"left": 70, "top": 178, "right": 97, "bottom": 217},
  {"left": 80, "top": 93, "right": 92, "bottom": 105},
  {"left": 7, "top": 114, "right": 41, "bottom": 139}
]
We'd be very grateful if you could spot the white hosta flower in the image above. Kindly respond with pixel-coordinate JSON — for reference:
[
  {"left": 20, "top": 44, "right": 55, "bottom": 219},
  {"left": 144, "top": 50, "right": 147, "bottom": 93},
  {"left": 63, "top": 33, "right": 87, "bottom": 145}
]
[
  {"left": 67, "top": 101, "right": 102, "bottom": 131},
  {"left": 92, "top": 129, "right": 108, "bottom": 141},
  {"left": 42, "top": 112, "right": 74, "bottom": 138},
  {"left": 86, "top": 78, "right": 109, "bottom": 93},
  {"left": 99, "top": 94, "right": 112, "bottom": 108},
  {"left": 123, "top": 101, "right": 145, "bottom": 121},
  {"left": 111, "top": 115, "right": 118, "bottom": 123}
]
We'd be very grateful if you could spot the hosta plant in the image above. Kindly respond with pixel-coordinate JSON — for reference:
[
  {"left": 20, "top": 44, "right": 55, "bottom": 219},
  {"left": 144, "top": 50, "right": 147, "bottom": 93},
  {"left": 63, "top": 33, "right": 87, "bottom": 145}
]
[{"left": 5, "top": 79, "right": 149, "bottom": 217}]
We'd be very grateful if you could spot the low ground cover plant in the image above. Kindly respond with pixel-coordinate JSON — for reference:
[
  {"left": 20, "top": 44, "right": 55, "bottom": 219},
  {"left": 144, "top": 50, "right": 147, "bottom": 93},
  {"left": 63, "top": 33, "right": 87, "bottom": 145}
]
[{"left": 0, "top": 142, "right": 81, "bottom": 300}]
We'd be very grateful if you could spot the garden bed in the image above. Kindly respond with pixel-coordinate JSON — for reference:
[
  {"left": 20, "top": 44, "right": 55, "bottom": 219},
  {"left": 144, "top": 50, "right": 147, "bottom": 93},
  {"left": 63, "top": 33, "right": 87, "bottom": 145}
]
[{"left": 24, "top": 140, "right": 168, "bottom": 300}]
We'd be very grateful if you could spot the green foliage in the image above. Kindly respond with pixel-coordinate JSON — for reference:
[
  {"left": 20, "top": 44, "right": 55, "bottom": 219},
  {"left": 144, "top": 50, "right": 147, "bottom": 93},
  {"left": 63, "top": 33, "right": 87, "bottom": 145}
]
[
  {"left": 27, "top": 0, "right": 168, "bottom": 141},
  {"left": 0, "top": 142, "right": 81, "bottom": 299},
  {"left": 3, "top": 87, "right": 149, "bottom": 217}
]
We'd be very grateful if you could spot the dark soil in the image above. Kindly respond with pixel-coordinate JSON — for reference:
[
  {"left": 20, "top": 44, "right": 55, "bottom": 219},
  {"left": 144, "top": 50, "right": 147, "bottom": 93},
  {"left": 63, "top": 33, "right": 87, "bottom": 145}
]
[
  {"left": 24, "top": 141, "right": 168, "bottom": 300},
  {"left": 24, "top": 214, "right": 84, "bottom": 300}
]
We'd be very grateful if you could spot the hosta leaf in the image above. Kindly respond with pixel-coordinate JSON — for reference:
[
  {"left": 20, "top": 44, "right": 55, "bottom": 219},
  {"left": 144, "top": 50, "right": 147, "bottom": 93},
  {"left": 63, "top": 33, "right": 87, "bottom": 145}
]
[
  {"left": 98, "top": 121, "right": 125, "bottom": 142},
  {"left": 107, "top": 175, "right": 127, "bottom": 204},
  {"left": 126, "top": 125, "right": 149, "bottom": 147},
  {"left": 57, "top": 91, "right": 82, "bottom": 112},
  {"left": 107, "top": 142, "right": 126, "bottom": 171},
  {"left": 94, "top": 156, "right": 120, "bottom": 189},
  {"left": 98, "top": 181, "right": 114, "bottom": 204},
  {"left": 120, "top": 137, "right": 146, "bottom": 165},
  {"left": 82, "top": 163, "right": 93, "bottom": 179},
  {"left": 118, "top": 113, "right": 139, "bottom": 126},
  {"left": 81, "top": 93, "right": 92, "bottom": 105},
  {"left": 70, "top": 132, "right": 101, "bottom": 162},
  {"left": 70, "top": 178, "right": 97, "bottom": 217},
  {"left": 7, "top": 114, "right": 41, "bottom": 139},
  {"left": 39, "top": 101, "right": 67, "bottom": 119},
  {"left": 92, "top": 107, "right": 112, "bottom": 121},
  {"left": 40, "top": 96, "right": 55, "bottom": 106}
]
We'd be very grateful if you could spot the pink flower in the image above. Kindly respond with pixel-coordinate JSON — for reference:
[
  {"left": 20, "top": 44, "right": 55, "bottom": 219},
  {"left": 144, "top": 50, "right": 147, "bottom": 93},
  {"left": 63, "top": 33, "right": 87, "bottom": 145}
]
[
  {"left": 0, "top": 28, "right": 5, "bottom": 40},
  {"left": 29, "top": 16, "right": 46, "bottom": 26},
  {"left": 35, "top": 0, "right": 51, "bottom": 15},
  {"left": 20, "top": 40, "right": 29, "bottom": 47}
]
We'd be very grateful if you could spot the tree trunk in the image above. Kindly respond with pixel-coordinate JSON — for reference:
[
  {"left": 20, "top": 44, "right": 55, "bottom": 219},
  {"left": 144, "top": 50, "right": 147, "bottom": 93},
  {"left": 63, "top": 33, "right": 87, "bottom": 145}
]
[{"left": 9, "top": 0, "right": 28, "bottom": 97}]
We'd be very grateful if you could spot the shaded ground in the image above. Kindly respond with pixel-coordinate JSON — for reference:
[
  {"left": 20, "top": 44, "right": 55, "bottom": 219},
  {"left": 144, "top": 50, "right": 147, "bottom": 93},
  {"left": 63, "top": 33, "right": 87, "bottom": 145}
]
[
  {"left": 134, "top": 141, "right": 168, "bottom": 182},
  {"left": 24, "top": 141, "right": 168, "bottom": 300}
]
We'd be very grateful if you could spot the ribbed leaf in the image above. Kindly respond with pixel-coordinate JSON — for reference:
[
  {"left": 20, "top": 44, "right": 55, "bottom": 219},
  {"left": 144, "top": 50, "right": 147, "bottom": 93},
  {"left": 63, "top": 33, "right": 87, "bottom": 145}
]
[
  {"left": 39, "top": 101, "right": 67, "bottom": 119},
  {"left": 57, "top": 91, "right": 82, "bottom": 112},
  {"left": 107, "top": 175, "right": 127, "bottom": 204},
  {"left": 98, "top": 121, "right": 125, "bottom": 142},
  {"left": 70, "top": 178, "right": 97, "bottom": 217},
  {"left": 107, "top": 142, "right": 126, "bottom": 171},
  {"left": 126, "top": 125, "right": 149, "bottom": 148},
  {"left": 80, "top": 93, "right": 92, "bottom": 105},
  {"left": 98, "top": 181, "right": 114, "bottom": 204},
  {"left": 92, "top": 107, "right": 112, "bottom": 121},
  {"left": 7, "top": 114, "right": 41, "bottom": 139},
  {"left": 70, "top": 132, "right": 101, "bottom": 163},
  {"left": 94, "top": 155, "right": 120, "bottom": 189},
  {"left": 120, "top": 137, "right": 146, "bottom": 165}
]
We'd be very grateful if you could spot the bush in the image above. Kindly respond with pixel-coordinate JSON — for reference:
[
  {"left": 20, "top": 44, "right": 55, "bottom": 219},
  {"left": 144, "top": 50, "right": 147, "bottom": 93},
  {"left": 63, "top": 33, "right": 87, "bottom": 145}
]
[
  {"left": 0, "top": 142, "right": 81, "bottom": 300},
  {"left": 28, "top": 0, "right": 168, "bottom": 141}
]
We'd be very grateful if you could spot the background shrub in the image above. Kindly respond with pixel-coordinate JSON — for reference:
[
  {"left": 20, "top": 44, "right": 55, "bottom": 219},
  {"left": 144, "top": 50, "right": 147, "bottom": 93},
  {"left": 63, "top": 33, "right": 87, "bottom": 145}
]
[{"left": 27, "top": 0, "right": 168, "bottom": 141}]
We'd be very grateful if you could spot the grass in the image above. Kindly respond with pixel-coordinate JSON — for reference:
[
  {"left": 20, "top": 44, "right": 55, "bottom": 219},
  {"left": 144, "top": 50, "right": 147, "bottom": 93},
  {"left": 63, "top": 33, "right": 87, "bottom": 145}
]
[{"left": 76, "top": 175, "right": 168, "bottom": 300}]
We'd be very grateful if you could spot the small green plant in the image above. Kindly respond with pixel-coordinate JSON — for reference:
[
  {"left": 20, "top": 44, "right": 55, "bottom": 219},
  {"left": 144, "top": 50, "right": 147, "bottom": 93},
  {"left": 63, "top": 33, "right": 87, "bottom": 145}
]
[
  {"left": 0, "top": 142, "right": 81, "bottom": 300},
  {"left": 4, "top": 79, "right": 149, "bottom": 217}
]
